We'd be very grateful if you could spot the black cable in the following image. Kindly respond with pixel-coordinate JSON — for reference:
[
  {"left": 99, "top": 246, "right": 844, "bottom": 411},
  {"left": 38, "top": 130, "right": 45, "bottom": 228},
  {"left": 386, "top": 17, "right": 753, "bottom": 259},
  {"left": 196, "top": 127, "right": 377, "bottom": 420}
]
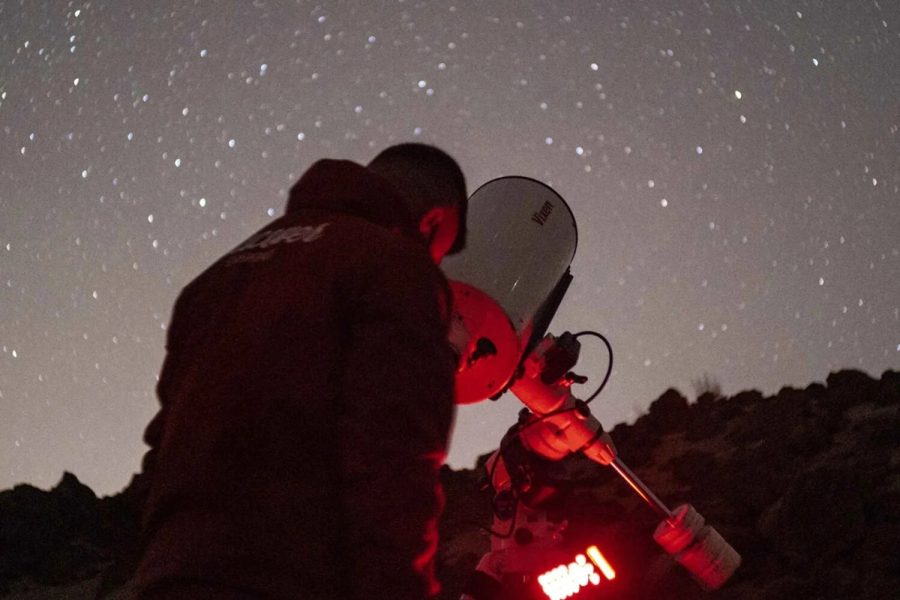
[
  {"left": 572, "top": 330, "right": 613, "bottom": 404},
  {"left": 466, "top": 510, "right": 518, "bottom": 539}
]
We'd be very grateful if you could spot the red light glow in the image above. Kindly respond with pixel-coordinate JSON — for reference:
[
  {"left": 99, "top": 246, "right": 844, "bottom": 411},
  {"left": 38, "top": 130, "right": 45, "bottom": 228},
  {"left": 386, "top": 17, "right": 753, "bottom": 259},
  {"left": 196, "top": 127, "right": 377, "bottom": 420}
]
[
  {"left": 537, "top": 545, "right": 616, "bottom": 600},
  {"left": 586, "top": 545, "right": 616, "bottom": 581}
]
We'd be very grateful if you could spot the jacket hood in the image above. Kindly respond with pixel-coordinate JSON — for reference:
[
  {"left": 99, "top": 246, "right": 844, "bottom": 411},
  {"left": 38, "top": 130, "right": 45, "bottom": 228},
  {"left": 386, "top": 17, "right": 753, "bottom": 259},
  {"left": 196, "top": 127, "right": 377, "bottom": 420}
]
[{"left": 285, "top": 159, "right": 418, "bottom": 236}]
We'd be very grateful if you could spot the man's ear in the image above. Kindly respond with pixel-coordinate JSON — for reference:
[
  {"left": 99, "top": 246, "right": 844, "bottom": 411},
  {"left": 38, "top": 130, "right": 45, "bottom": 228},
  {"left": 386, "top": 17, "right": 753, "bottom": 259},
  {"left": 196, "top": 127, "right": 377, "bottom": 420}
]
[{"left": 418, "top": 207, "right": 445, "bottom": 237}]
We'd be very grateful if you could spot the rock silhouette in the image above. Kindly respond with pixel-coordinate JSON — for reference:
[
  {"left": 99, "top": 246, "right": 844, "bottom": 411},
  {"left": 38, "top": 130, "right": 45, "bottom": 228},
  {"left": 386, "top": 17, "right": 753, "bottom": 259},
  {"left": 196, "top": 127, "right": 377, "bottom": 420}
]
[{"left": 2, "top": 369, "right": 898, "bottom": 599}]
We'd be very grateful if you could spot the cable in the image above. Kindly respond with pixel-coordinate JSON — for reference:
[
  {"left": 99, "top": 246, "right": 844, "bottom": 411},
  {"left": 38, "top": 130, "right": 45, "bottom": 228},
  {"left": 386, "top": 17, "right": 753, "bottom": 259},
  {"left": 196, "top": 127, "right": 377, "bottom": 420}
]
[
  {"left": 572, "top": 330, "right": 613, "bottom": 404},
  {"left": 466, "top": 506, "right": 519, "bottom": 539}
]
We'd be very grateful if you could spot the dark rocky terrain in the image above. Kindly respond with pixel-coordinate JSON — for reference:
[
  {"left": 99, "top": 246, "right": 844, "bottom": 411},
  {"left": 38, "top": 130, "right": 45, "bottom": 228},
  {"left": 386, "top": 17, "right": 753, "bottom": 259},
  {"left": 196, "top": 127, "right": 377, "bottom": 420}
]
[{"left": 2, "top": 369, "right": 898, "bottom": 599}]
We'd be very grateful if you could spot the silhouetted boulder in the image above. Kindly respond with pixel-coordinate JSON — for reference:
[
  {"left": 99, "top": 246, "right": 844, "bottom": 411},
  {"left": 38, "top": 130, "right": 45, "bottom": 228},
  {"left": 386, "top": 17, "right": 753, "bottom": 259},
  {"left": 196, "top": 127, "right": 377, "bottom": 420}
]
[
  {"left": 804, "top": 381, "right": 827, "bottom": 400},
  {"left": 0, "top": 472, "right": 106, "bottom": 588},
  {"left": 825, "top": 369, "right": 878, "bottom": 413},
  {"left": 876, "top": 369, "right": 900, "bottom": 405},
  {"left": 731, "top": 389, "right": 764, "bottom": 406},
  {"left": 647, "top": 388, "right": 690, "bottom": 433}
]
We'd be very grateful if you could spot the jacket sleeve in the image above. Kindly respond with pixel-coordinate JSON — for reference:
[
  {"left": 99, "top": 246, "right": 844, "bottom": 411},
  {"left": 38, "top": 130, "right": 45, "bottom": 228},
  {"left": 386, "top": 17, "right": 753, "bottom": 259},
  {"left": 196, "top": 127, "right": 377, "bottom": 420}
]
[{"left": 337, "top": 238, "right": 456, "bottom": 599}]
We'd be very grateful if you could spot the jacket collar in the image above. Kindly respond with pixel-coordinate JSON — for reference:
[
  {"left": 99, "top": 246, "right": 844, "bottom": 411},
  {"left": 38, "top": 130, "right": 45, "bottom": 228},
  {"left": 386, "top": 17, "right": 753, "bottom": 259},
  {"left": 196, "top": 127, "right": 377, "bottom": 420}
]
[{"left": 285, "top": 159, "right": 418, "bottom": 236}]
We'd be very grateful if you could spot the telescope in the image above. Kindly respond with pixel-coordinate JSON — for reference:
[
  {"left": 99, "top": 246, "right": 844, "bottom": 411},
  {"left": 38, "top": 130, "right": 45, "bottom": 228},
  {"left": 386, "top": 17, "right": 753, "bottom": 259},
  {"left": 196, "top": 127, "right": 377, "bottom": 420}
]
[{"left": 442, "top": 176, "right": 741, "bottom": 599}]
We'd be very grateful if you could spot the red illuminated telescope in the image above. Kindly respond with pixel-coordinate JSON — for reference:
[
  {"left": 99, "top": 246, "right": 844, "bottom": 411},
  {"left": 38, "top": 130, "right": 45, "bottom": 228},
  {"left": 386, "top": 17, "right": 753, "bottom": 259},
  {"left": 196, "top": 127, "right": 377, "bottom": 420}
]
[{"left": 443, "top": 177, "right": 741, "bottom": 596}]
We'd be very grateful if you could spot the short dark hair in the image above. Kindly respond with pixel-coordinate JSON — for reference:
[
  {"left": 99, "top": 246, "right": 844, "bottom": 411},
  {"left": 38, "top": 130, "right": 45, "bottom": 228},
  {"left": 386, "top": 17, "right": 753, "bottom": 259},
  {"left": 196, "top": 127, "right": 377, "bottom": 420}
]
[{"left": 367, "top": 143, "right": 467, "bottom": 254}]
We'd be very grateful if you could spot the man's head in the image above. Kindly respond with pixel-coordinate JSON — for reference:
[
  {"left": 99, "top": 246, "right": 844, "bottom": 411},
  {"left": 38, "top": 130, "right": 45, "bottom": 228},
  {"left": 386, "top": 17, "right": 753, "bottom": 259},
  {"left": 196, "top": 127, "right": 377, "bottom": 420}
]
[{"left": 367, "top": 143, "right": 467, "bottom": 263}]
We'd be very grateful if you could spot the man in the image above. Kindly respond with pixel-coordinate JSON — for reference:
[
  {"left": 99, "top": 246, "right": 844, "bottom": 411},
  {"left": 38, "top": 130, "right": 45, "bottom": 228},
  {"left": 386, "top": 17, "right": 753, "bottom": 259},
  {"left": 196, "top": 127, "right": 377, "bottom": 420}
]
[{"left": 135, "top": 143, "right": 467, "bottom": 599}]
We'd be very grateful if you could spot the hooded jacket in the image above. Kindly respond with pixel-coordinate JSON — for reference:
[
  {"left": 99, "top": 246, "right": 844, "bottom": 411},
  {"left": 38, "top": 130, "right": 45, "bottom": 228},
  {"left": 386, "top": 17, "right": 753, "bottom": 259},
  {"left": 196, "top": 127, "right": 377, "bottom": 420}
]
[{"left": 136, "top": 159, "right": 457, "bottom": 599}]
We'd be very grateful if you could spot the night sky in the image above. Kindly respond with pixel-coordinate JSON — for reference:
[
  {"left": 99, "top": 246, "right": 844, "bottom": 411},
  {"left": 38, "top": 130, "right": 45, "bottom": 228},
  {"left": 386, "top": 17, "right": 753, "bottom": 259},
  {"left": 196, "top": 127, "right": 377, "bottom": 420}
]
[{"left": 1, "top": 2, "right": 897, "bottom": 496}]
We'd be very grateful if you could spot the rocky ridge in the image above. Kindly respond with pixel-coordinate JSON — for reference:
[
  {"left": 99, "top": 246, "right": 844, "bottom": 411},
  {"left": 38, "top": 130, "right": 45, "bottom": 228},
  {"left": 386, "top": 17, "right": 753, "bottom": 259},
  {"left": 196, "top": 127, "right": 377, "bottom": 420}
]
[{"left": 2, "top": 369, "right": 898, "bottom": 599}]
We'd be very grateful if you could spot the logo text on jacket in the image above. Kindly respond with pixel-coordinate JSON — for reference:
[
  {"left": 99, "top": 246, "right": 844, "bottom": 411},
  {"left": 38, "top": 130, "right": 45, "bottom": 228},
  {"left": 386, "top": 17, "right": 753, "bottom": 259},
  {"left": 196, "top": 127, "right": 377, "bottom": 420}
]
[{"left": 229, "top": 222, "right": 331, "bottom": 256}]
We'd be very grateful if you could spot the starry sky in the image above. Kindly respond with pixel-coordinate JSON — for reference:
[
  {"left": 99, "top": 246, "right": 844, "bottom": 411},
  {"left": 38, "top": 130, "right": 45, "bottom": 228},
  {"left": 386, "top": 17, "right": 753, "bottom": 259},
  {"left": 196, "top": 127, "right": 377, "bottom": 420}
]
[{"left": 1, "top": 1, "right": 897, "bottom": 496}]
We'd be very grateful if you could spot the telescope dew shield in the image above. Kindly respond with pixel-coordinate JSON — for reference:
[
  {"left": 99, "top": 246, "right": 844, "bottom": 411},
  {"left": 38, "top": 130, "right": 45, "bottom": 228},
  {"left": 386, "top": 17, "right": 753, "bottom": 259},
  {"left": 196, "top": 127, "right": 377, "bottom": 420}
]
[{"left": 442, "top": 176, "right": 577, "bottom": 404}]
